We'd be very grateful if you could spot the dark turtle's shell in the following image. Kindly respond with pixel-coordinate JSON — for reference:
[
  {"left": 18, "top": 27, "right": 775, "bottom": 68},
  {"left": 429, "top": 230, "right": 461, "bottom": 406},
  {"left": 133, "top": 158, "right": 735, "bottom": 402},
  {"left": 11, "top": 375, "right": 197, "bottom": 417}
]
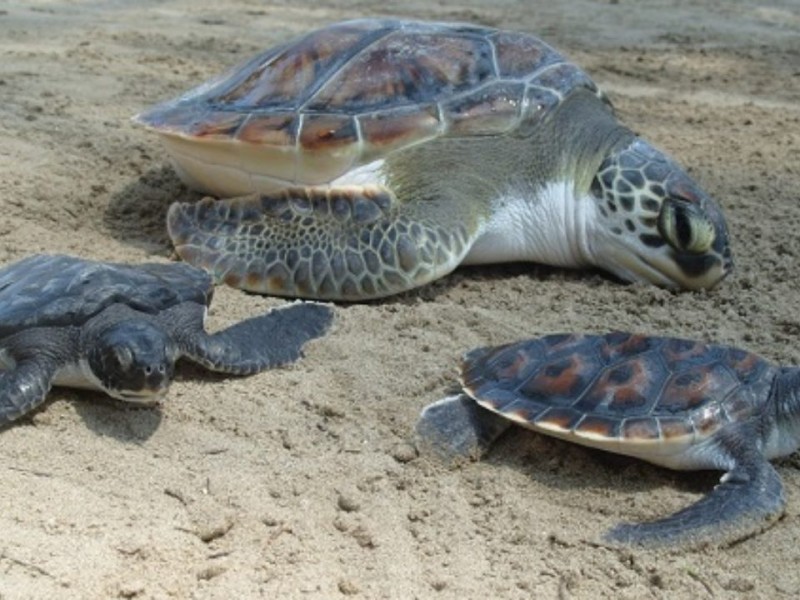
[
  {"left": 134, "top": 18, "right": 602, "bottom": 191},
  {"left": 461, "top": 332, "right": 777, "bottom": 457},
  {"left": 0, "top": 255, "right": 213, "bottom": 338}
]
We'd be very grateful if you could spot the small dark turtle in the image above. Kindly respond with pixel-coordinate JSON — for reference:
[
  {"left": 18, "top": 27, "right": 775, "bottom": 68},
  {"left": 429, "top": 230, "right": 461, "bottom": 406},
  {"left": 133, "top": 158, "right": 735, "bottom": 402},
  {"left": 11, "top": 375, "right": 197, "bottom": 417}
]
[
  {"left": 0, "top": 254, "right": 333, "bottom": 424},
  {"left": 416, "top": 332, "right": 798, "bottom": 547},
  {"left": 134, "top": 18, "right": 732, "bottom": 300}
]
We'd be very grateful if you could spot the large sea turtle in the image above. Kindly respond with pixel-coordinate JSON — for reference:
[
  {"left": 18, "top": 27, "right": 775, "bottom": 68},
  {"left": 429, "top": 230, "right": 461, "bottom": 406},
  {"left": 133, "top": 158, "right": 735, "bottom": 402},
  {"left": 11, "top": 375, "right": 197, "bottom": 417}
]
[
  {"left": 416, "top": 332, "right": 797, "bottom": 547},
  {"left": 134, "top": 18, "right": 732, "bottom": 300},
  {"left": 0, "top": 254, "right": 333, "bottom": 424}
]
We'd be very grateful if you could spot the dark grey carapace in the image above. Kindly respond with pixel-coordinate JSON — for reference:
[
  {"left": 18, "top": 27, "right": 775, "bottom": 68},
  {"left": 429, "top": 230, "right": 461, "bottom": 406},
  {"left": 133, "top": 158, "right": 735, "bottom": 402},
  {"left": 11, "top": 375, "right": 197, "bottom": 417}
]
[
  {"left": 135, "top": 19, "right": 732, "bottom": 300},
  {"left": 0, "top": 254, "right": 333, "bottom": 424},
  {"left": 417, "top": 332, "right": 799, "bottom": 547}
]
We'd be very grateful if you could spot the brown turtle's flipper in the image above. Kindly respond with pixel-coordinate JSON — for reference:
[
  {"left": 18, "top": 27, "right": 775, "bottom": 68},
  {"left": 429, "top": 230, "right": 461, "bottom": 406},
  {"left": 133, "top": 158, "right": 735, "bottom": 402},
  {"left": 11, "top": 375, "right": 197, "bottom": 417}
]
[
  {"left": 161, "top": 301, "right": 333, "bottom": 375},
  {"left": 416, "top": 394, "right": 513, "bottom": 461},
  {"left": 167, "top": 185, "right": 474, "bottom": 301},
  {"left": 605, "top": 447, "right": 785, "bottom": 548}
]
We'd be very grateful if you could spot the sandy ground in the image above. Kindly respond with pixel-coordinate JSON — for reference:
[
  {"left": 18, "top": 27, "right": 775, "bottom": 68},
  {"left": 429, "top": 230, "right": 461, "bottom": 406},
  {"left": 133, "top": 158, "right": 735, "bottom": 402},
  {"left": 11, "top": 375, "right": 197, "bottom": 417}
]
[{"left": 2, "top": 0, "right": 800, "bottom": 598}]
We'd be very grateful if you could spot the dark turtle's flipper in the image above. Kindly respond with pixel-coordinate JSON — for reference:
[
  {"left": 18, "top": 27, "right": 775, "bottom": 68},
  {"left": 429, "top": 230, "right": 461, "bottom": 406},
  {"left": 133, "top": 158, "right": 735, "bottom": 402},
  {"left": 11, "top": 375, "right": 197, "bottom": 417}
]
[
  {"left": 416, "top": 394, "right": 513, "bottom": 461},
  {"left": 167, "top": 302, "right": 333, "bottom": 375},
  {"left": 0, "top": 357, "right": 60, "bottom": 423},
  {"left": 606, "top": 456, "right": 785, "bottom": 548},
  {"left": 1, "top": 329, "right": 75, "bottom": 424}
]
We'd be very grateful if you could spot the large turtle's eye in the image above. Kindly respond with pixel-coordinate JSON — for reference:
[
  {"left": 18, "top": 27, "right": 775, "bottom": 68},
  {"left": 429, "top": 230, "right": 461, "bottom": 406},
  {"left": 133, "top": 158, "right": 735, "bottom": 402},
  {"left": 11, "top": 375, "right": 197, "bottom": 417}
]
[{"left": 658, "top": 199, "right": 715, "bottom": 254}]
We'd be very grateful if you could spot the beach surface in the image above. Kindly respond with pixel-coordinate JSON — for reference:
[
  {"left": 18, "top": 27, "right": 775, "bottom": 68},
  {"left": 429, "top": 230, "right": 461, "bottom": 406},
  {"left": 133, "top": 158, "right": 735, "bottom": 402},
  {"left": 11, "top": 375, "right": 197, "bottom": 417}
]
[{"left": 1, "top": 0, "right": 799, "bottom": 597}]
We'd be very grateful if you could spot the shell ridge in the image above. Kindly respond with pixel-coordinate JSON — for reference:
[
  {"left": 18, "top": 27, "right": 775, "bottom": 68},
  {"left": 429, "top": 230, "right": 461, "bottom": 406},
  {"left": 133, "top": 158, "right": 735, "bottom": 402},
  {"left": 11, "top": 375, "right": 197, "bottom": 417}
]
[
  {"left": 527, "top": 57, "right": 568, "bottom": 78},
  {"left": 601, "top": 347, "right": 663, "bottom": 416},
  {"left": 566, "top": 335, "right": 615, "bottom": 413},
  {"left": 486, "top": 33, "right": 500, "bottom": 78},
  {"left": 506, "top": 337, "right": 570, "bottom": 399},
  {"left": 299, "top": 24, "right": 401, "bottom": 113},
  {"left": 649, "top": 337, "right": 674, "bottom": 415},
  {"left": 717, "top": 356, "right": 776, "bottom": 422},
  {"left": 570, "top": 336, "right": 665, "bottom": 419}
]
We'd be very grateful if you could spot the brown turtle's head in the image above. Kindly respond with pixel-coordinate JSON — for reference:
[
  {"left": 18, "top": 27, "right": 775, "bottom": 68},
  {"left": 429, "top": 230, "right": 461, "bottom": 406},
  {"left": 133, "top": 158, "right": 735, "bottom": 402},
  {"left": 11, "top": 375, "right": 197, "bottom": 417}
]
[{"left": 588, "top": 138, "right": 732, "bottom": 290}]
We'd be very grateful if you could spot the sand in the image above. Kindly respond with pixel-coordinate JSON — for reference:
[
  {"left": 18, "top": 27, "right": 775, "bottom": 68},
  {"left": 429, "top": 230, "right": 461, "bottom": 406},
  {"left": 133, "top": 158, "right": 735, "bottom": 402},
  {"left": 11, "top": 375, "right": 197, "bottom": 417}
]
[{"left": 1, "top": 0, "right": 800, "bottom": 598}]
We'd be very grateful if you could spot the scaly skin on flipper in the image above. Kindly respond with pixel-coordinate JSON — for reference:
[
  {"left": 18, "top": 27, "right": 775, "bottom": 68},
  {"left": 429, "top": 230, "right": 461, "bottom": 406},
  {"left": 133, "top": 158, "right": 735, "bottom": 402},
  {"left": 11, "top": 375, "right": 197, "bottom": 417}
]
[
  {"left": 162, "top": 301, "right": 333, "bottom": 373},
  {"left": 168, "top": 184, "right": 479, "bottom": 300},
  {"left": 606, "top": 441, "right": 785, "bottom": 547}
]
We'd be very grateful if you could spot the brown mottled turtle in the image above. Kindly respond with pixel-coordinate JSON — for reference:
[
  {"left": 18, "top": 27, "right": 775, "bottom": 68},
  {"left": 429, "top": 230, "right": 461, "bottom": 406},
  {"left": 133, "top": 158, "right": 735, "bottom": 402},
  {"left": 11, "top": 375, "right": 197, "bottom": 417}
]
[
  {"left": 134, "top": 18, "right": 732, "bottom": 300},
  {"left": 416, "top": 332, "right": 797, "bottom": 547}
]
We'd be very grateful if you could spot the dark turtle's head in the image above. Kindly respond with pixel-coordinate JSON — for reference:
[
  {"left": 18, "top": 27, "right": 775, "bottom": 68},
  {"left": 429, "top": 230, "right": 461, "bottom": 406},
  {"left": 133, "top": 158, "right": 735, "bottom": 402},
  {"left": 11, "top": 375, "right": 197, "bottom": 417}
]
[
  {"left": 588, "top": 138, "right": 732, "bottom": 290},
  {"left": 88, "top": 320, "right": 177, "bottom": 403}
]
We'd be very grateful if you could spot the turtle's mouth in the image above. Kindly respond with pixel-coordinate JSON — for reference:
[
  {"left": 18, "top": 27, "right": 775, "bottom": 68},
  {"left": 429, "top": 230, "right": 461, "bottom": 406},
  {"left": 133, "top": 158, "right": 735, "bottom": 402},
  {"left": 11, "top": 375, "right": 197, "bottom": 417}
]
[
  {"left": 111, "top": 387, "right": 168, "bottom": 406},
  {"left": 603, "top": 240, "right": 730, "bottom": 290}
]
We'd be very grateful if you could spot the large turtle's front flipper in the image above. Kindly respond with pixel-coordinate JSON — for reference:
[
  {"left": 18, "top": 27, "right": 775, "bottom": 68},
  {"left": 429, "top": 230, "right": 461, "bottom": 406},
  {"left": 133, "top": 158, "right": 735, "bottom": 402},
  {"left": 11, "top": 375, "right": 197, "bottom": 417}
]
[
  {"left": 165, "top": 302, "right": 333, "bottom": 375},
  {"left": 0, "top": 356, "right": 60, "bottom": 423},
  {"left": 416, "top": 394, "right": 513, "bottom": 461},
  {"left": 167, "top": 185, "right": 476, "bottom": 301},
  {"left": 606, "top": 447, "right": 785, "bottom": 548}
]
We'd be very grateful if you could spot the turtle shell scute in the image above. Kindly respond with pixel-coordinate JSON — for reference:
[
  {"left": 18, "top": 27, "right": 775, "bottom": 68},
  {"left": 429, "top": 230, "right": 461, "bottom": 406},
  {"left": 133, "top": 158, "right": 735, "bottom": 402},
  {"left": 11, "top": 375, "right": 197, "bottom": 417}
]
[
  {"left": 0, "top": 254, "right": 212, "bottom": 338},
  {"left": 461, "top": 332, "right": 778, "bottom": 443},
  {"left": 136, "top": 18, "right": 602, "bottom": 155}
]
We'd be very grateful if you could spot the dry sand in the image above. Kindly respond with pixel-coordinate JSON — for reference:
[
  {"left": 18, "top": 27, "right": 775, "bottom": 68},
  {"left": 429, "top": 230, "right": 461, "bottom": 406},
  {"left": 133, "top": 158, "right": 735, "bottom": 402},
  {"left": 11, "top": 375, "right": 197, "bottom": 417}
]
[{"left": 2, "top": 0, "right": 800, "bottom": 598}]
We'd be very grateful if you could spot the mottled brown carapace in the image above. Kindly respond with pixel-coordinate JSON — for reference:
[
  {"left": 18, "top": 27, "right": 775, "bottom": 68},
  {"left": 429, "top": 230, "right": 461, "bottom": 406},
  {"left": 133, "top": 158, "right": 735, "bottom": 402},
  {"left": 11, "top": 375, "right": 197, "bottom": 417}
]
[
  {"left": 461, "top": 332, "right": 776, "bottom": 443},
  {"left": 136, "top": 18, "right": 599, "bottom": 156}
]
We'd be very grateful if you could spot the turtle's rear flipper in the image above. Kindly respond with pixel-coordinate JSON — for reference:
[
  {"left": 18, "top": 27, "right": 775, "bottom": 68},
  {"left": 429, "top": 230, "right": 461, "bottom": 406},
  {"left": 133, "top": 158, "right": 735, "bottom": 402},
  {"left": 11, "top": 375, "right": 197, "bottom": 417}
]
[
  {"left": 169, "top": 302, "right": 333, "bottom": 376},
  {"left": 167, "top": 185, "right": 472, "bottom": 301},
  {"left": 605, "top": 457, "right": 785, "bottom": 548},
  {"left": 416, "top": 394, "right": 513, "bottom": 462}
]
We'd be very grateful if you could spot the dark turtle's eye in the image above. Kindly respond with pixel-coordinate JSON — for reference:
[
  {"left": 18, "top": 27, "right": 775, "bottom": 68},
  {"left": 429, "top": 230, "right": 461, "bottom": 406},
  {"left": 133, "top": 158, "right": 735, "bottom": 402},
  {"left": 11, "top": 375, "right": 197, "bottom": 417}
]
[
  {"left": 114, "top": 346, "right": 134, "bottom": 371},
  {"left": 658, "top": 199, "right": 715, "bottom": 254}
]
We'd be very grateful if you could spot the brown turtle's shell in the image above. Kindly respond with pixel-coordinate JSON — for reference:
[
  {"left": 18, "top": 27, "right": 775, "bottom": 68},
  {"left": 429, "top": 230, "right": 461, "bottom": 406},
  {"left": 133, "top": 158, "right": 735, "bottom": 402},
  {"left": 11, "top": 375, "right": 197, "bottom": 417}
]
[
  {"left": 134, "top": 18, "right": 602, "bottom": 190},
  {"left": 461, "top": 332, "right": 777, "bottom": 459}
]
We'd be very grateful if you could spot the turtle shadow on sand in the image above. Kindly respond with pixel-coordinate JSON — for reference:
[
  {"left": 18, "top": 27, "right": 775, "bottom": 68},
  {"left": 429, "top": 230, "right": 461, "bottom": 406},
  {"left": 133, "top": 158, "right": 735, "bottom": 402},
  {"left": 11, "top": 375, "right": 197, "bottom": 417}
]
[
  {"left": 17, "top": 391, "right": 165, "bottom": 443},
  {"left": 74, "top": 396, "right": 164, "bottom": 442},
  {"left": 346, "top": 262, "right": 619, "bottom": 308},
  {"left": 486, "top": 425, "right": 719, "bottom": 502},
  {"left": 105, "top": 164, "right": 202, "bottom": 254}
]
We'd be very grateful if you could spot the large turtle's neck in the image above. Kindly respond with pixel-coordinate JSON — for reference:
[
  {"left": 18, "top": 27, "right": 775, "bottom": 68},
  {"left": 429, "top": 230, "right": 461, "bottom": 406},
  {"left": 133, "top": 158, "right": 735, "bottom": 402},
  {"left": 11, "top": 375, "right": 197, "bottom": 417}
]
[
  {"left": 543, "top": 88, "right": 635, "bottom": 193},
  {"left": 764, "top": 366, "right": 800, "bottom": 460}
]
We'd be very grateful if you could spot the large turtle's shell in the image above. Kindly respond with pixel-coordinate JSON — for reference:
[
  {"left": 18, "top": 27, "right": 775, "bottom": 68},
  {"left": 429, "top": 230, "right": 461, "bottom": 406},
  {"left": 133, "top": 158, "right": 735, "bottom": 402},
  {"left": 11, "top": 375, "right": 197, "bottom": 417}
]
[
  {"left": 461, "top": 332, "right": 777, "bottom": 463},
  {"left": 0, "top": 255, "right": 213, "bottom": 337},
  {"left": 134, "top": 18, "right": 602, "bottom": 192}
]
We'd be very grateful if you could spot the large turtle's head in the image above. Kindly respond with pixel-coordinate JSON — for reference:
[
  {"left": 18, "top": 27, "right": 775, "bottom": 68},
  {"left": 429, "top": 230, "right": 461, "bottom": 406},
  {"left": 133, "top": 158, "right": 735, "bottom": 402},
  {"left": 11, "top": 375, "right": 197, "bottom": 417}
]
[
  {"left": 588, "top": 138, "right": 732, "bottom": 290},
  {"left": 88, "top": 321, "right": 177, "bottom": 403}
]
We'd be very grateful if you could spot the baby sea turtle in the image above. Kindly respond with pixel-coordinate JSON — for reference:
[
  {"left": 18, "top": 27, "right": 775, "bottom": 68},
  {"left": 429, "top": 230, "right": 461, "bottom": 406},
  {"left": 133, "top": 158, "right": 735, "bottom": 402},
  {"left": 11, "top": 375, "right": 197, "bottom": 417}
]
[
  {"left": 133, "top": 18, "right": 732, "bottom": 300},
  {"left": 416, "top": 332, "right": 798, "bottom": 547},
  {"left": 0, "top": 254, "right": 333, "bottom": 424}
]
